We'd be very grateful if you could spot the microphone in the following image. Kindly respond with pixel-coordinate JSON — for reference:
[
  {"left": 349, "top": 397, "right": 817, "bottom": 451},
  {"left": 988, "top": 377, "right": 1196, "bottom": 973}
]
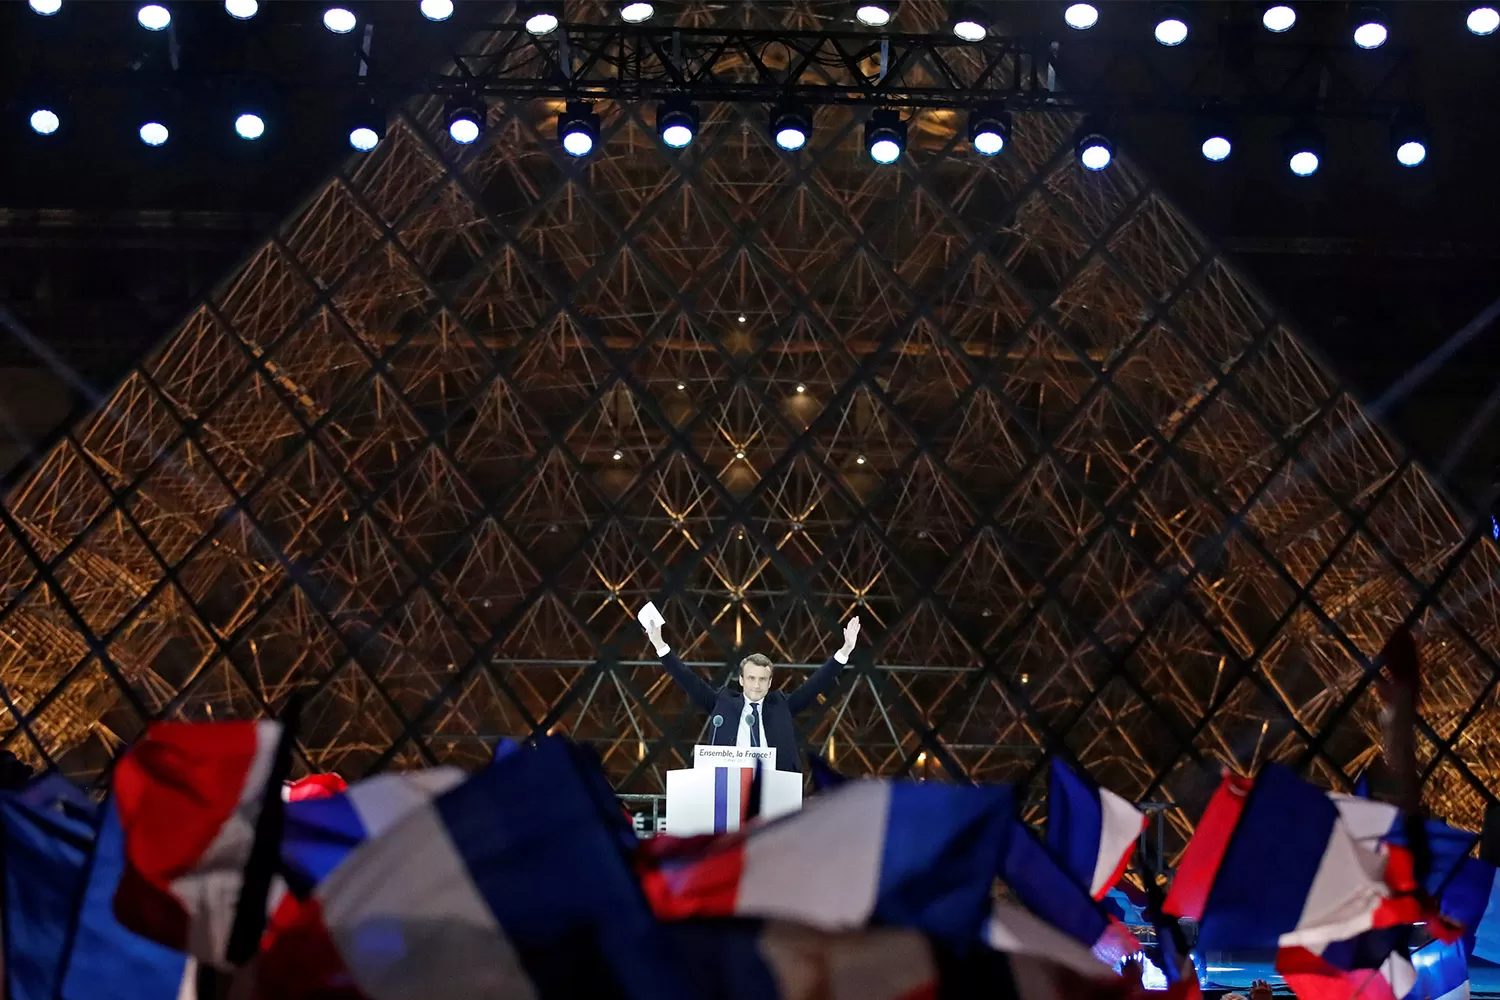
[{"left": 710, "top": 714, "right": 724, "bottom": 743}]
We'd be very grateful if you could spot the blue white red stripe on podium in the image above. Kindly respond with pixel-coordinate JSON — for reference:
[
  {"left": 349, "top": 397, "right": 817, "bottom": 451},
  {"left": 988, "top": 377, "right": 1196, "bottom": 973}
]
[{"left": 637, "top": 779, "right": 1014, "bottom": 945}]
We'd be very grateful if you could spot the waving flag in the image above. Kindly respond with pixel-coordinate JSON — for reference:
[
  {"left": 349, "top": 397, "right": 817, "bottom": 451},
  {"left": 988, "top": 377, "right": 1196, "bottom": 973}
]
[
  {"left": 998, "top": 817, "right": 1141, "bottom": 966},
  {"left": 257, "top": 738, "right": 690, "bottom": 1000},
  {"left": 1441, "top": 858, "right": 1500, "bottom": 962},
  {"left": 112, "top": 721, "right": 287, "bottom": 966},
  {"left": 1330, "top": 792, "right": 1477, "bottom": 896},
  {"left": 1277, "top": 931, "right": 1417, "bottom": 1000},
  {"left": 1164, "top": 765, "right": 1422, "bottom": 953},
  {"left": 637, "top": 779, "right": 1014, "bottom": 945},
  {"left": 1048, "top": 759, "right": 1147, "bottom": 900},
  {"left": 282, "top": 774, "right": 347, "bottom": 802},
  {"left": 280, "top": 768, "right": 464, "bottom": 895},
  {"left": 57, "top": 797, "right": 195, "bottom": 1000},
  {"left": 1, "top": 788, "right": 95, "bottom": 1000}
]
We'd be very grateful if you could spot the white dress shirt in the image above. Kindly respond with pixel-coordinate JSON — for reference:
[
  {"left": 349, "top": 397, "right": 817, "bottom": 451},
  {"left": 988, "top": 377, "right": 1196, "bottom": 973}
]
[{"left": 735, "top": 699, "right": 766, "bottom": 748}]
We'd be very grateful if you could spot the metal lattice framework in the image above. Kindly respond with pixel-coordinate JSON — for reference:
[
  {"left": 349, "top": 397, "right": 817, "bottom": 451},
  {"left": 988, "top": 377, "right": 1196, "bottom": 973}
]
[{"left": 0, "top": 1, "right": 1496, "bottom": 858}]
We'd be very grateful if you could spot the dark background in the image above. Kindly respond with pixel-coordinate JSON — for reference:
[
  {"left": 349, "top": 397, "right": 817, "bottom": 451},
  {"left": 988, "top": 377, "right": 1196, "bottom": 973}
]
[{"left": 2, "top": 0, "right": 1496, "bottom": 508}]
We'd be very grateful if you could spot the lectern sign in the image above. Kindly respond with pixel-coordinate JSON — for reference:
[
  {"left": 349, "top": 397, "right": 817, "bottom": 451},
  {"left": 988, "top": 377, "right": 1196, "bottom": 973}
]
[{"left": 692, "top": 745, "right": 777, "bottom": 769}]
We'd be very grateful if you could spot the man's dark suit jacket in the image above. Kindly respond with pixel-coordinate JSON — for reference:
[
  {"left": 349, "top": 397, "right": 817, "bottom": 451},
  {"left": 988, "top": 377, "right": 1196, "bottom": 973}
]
[{"left": 659, "top": 652, "right": 843, "bottom": 773}]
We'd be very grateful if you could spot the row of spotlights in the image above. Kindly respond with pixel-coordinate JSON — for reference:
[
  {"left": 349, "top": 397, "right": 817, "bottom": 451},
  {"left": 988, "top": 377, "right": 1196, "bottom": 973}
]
[
  {"left": 1057, "top": 2, "right": 1498, "bottom": 43},
  {"left": 25, "top": 0, "right": 1500, "bottom": 38}
]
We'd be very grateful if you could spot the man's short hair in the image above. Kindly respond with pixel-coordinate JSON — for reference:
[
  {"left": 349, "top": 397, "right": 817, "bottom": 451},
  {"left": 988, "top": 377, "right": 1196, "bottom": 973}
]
[{"left": 739, "top": 653, "right": 773, "bottom": 673}]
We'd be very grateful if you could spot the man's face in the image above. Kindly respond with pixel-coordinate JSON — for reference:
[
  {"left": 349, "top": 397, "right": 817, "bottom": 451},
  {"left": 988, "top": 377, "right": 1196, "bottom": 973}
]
[{"left": 740, "top": 662, "right": 773, "bottom": 702}]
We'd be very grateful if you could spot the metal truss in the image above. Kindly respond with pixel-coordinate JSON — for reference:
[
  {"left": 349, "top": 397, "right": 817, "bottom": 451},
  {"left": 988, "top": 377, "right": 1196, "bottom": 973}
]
[{"left": 0, "top": 1, "right": 1492, "bottom": 862}]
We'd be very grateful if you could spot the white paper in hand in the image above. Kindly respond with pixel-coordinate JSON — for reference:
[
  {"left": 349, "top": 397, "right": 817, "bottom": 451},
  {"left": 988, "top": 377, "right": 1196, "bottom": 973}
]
[{"left": 637, "top": 601, "right": 665, "bottom": 633}]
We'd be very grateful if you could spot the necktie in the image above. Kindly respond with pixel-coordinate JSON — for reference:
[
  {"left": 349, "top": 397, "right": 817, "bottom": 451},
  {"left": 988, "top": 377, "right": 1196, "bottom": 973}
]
[{"left": 749, "top": 703, "right": 761, "bottom": 748}]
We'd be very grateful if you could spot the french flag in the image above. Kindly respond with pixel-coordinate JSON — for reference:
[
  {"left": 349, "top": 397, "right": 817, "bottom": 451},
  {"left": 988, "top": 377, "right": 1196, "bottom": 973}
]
[
  {"left": 1163, "top": 765, "right": 1423, "bottom": 953},
  {"left": 257, "top": 738, "right": 691, "bottom": 1000},
  {"left": 1047, "top": 759, "right": 1147, "bottom": 900},
  {"left": 1329, "top": 792, "right": 1477, "bottom": 897},
  {"left": 280, "top": 768, "right": 465, "bottom": 895},
  {"left": 636, "top": 779, "right": 1014, "bottom": 945},
  {"left": 112, "top": 720, "right": 285, "bottom": 966},
  {"left": 997, "top": 816, "right": 1141, "bottom": 967},
  {"left": 283, "top": 773, "right": 347, "bottom": 802},
  {"left": 1409, "top": 939, "right": 1470, "bottom": 1000}
]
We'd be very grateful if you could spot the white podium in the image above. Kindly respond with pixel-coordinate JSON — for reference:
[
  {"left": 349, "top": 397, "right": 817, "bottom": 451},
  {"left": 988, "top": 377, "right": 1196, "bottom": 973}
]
[{"left": 664, "top": 745, "right": 803, "bottom": 836}]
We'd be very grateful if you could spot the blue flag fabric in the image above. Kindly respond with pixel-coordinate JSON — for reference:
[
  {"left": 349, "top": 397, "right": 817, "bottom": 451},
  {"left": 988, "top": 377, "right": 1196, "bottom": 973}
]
[
  {"left": 57, "top": 797, "right": 190, "bottom": 1000},
  {"left": 1, "top": 790, "right": 94, "bottom": 1000}
]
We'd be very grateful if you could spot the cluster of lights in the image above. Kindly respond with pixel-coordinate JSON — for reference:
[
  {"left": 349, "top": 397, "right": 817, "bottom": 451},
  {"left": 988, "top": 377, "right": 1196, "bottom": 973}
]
[{"left": 1053, "top": 1, "right": 1499, "bottom": 44}]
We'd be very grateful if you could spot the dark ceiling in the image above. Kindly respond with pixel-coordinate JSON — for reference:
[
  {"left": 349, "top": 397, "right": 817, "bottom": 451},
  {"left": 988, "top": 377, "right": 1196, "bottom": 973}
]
[{"left": 1, "top": 0, "right": 1497, "bottom": 507}]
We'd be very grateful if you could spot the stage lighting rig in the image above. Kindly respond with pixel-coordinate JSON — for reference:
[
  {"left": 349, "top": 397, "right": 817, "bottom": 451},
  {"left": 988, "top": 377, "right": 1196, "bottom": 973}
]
[
  {"left": 1468, "top": 6, "right": 1499, "bottom": 34},
  {"left": 1064, "top": 4, "right": 1098, "bottom": 30},
  {"left": 224, "top": 0, "right": 258, "bottom": 18},
  {"left": 1262, "top": 4, "right": 1296, "bottom": 32},
  {"left": 522, "top": 1, "right": 562, "bottom": 36},
  {"left": 420, "top": 0, "right": 454, "bottom": 21},
  {"left": 619, "top": 2, "right": 653, "bottom": 22},
  {"left": 1076, "top": 120, "right": 1113, "bottom": 171},
  {"left": 771, "top": 102, "right": 812, "bottom": 151},
  {"left": 865, "top": 109, "right": 906, "bottom": 165},
  {"left": 969, "top": 106, "right": 1010, "bottom": 156},
  {"left": 856, "top": 3, "right": 893, "bottom": 27},
  {"left": 1353, "top": 6, "right": 1388, "bottom": 49},
  {"left": 446, "top": 96, "right": 485, "bottom": 144},
  {"left": 559, "top": 101, "right": 600, "bottom": 157},
  {"left": 1199, "top": 113, "right": 1234, "bottom": 161},
  {"left": 657, "top": 97, "right": 699, "bottom": 149},
  {"left": 1153, "top": 4, "right": 1188, "bottom": 46},
  {"left": 137, "top": 4, "right": 171, "bottom": 30},
  {"left": 949, "top": 2, "right": 987, "bottom": 42}
]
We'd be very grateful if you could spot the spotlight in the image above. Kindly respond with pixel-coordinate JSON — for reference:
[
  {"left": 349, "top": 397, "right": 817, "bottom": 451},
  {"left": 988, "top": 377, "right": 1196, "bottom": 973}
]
[
  {"left": 521, "top": 1, "right": 561, "bottom": 35},
  {"left": 1199, "top": 116, "right": 1234, "bottom": 162},
  {"left": 348, "top": 126, "right": 379, "bottom": 151},
  {"left": 323, "top": 7, "right": 356, "bottom": 32},
  {"left": 1392, "top": 114, "right": 1428, "bottom": 167},
  {"left": 29, "top": 0, "right": 62, "bottom": 14},
  {"left": 29, "top": 108, "right": 60, "bottom": 135},
  {"left": 950, "top": 1, "right": 987, "bottom": 41},
  {"left": 795, "top": 383, "right": 806, "bottom": 393},
  {"left": 855, "top": 454, "right": 867, "bottom": 465},
  {"left": 225, "top": 0, "right": 257, "bottom": 17},
  {"left": 1076, "top": 122, "right": 1113, "bottom": 171},
  {"left": 1468, "top": 6, "right": 1499, "bottom": 34},
  {"left": 1353, "top": 6, "right": 1387, "bottom": 48},
  {"left": 619, "top": 1, "right": 653, "bottom": 21},
  {"left": 1262, "top": 4, "right": 1295, "bottom": 32},
  {"left": 420, "top": 0, "right": 454, "bottom": 20},
  {"left": 865, "top": 108, "right": 906, "bottom": 165},
  {"left": 968, "top": 105, "right": 1010, "bottom": 156},
  {"left": 1285, "top": 125, "right": 1322, "bottom": 176},
  {"left": 612, "top": 449, "right": 624, "bottom": 461},
  {"left": 347, "top": 98, "right": 384, "bottom": 151},
  {"left": 1063, "top": 3, "right": 1098, "bottom": 30},
  {"left": 446, "top": 97, "right": 484, "bottom": 144},
  {"left": 139, "top": 121, "right": 169, "bottom": 146},
  {"left": 1201, "top": 133, "right": 1232, "bottom": 162},
  {"left": 856, "top": 2, "right": 893, "bottom": 27},
  {"left": 234, "top": 112, "right": 265, "bottom": 140},
  {"left": 656, "top": 97, "right": 699, "bottom": 149},
  {"left": 770, "top": 102, "right": 812, "bottom": 151},
  {"left": 1154, "top": 4, "right": 1188, "bottom": 45},
  {"left": 735, "top": 449, "right": 746, "bottom": 460},
  {"left": 137, "top": 4, "right": 171, "bottom": 30},
  {"left": 559, "top": 101, "right": 600, "bottom": 157}
]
